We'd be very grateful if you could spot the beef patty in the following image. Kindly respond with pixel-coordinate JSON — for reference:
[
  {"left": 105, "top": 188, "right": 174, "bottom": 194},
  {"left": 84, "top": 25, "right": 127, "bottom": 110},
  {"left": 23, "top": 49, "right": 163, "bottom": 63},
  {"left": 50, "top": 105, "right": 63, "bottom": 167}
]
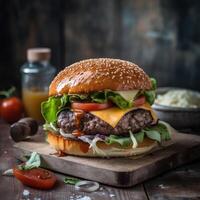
[{"left": 57, "top": 109, "right": 153, "bottom": 136}]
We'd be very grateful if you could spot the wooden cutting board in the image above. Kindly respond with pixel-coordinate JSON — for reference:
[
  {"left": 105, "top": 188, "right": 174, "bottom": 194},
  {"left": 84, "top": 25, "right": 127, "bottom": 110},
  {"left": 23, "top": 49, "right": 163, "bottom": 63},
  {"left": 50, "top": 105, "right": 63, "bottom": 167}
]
[{"left": 13, "top": 130, "right": 200, "bottom": 187}]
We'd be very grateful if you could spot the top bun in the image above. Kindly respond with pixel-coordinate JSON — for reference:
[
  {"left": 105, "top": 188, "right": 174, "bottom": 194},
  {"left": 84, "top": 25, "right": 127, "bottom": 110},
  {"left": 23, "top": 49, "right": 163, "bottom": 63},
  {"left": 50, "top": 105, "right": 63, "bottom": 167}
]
[{"left": 49, "top": 58, "right": 151, "bottom": 96}]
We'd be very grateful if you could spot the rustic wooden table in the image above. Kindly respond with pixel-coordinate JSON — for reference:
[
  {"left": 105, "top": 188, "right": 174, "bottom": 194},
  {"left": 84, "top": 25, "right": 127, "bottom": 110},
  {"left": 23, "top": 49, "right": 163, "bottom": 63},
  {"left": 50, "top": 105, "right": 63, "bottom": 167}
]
[{"left": 0, "top": 122, "right": 200, "bottom": 200}]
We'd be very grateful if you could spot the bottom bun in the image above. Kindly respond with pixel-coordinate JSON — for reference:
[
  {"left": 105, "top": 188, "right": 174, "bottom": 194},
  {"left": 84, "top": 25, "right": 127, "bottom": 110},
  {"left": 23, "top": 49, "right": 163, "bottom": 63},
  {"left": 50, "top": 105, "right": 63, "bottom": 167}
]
[{"left": 47, "top": 132, "right": 158, "bottom": 157}]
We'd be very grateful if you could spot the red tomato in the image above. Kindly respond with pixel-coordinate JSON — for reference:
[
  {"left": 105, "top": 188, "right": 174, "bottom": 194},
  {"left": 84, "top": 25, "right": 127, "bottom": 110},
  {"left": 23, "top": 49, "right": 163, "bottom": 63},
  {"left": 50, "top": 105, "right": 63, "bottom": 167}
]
[
  {"left": 134, "top": 96, "right": 146, "bottom": 107},
  {"left": 72, "top": 102, "right": 112, "bottom": 111},
  {"left": 13, "top": 167, "right": 56, "bottom": 190},
  {"left": 1, "top": 97, "right": 23, "bottom": 123}
]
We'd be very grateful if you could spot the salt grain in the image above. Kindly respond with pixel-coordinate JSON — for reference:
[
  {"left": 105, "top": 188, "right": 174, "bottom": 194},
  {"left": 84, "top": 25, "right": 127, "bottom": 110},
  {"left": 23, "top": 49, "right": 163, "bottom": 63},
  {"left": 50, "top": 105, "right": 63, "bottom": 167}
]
[
  {"left": 23, "top": 189, "right": 30, "bottom": 196},
  {"left": 159, "top": 184, "right": 169, "bottom": 189}
]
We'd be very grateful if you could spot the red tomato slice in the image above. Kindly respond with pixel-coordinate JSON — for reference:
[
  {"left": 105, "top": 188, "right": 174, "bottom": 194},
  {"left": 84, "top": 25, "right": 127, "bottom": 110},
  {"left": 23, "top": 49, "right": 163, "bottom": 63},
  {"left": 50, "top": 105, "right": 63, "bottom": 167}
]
[
  {"left": 134, "top": 96, "right": 146, "bottom": 107},
  {"left": 72, "top": 102, "right": 112, "bottom": 111},
  {"left": 13, "top": 167, "right": 56, "bottom": 190}
]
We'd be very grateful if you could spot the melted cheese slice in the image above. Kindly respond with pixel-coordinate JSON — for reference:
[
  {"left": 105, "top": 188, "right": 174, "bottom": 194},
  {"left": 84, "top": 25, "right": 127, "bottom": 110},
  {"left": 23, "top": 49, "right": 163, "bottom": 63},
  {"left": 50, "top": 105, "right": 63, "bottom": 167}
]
[{"left": 90, "top": 103, "right": 158, "bottom": 128}]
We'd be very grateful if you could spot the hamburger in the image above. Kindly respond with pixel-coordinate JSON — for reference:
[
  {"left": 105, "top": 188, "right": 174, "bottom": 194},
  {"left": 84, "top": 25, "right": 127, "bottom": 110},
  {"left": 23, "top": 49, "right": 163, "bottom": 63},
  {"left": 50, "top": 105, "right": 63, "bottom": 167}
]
[{"left": 41, "top": 58, "right": 171, "bottom": 157}]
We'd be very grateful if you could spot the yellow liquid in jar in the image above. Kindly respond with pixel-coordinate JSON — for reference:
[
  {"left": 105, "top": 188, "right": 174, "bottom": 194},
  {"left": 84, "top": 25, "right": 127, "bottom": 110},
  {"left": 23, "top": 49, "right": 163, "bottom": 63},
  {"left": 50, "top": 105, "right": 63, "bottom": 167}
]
[{"left": 22, "top": 89, "right": 48, "bottom": 122}]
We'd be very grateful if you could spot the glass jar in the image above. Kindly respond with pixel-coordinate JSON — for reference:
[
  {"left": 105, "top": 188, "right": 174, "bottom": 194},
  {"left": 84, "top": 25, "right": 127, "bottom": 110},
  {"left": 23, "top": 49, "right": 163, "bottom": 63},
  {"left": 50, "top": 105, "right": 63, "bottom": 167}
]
[{"left": 20, "top": 48, "right": 56, "bottom": 122}]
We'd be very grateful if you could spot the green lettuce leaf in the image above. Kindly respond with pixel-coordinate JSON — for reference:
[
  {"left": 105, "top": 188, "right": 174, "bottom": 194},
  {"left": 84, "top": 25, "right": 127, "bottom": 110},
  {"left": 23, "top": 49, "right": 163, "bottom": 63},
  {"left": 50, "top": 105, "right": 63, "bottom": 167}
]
[
  {"left": 134, "top": 131, "right": 145, "bottom": 143},
  {"left": 144, "top": 129, "right": 161, "bottom": 142},
  {"left": 18, "top": 152, "right": 41, "bottom": 170},
  {"left": 60, "top": 94, "right": 69, "bottom": 108},
  {"left": 144, "top": 78, "right": 157, "bottom": 105},
  {"left": 148, "top": 123, "right": 171, "bottom": 141},
  {"left": 41, "top": 94, "right": 69, "bottom": 123},
  {"left": 69, "top": 94, "right": 89, "bottom": 102},
  {"left": 107, "top": 91, "right": 132, "bottom": 109},
  {"left": 150, "top": 78, "right": 157, "bottom": 90},
  {"left": 90, "top": 92, "right": 107, "bottom": 103},
  {"left": 144, "top": 90, "right": 156, "bottom": 105},
  {"left": 91, "top": 91, "right": 132, "bottom": 109},
  {"left": 105, "top": 122, "right": 170, "bottom": 148},
  {"left": 143, "top": 122, "right": 171, "bottom": 142},
  {"left": 105, "top": 131, "right": 145, "bottom": 148},
  {"left": 106, "top": 135, "right": 132, "bottom": 147}
]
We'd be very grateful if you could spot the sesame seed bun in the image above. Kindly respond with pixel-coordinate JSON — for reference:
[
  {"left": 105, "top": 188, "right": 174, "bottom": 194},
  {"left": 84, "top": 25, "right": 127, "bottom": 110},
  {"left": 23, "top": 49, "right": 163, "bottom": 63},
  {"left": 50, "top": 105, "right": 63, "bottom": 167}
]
[
  {"left": 49, "top": 58, "right": 151, "bottom": 96},
  {"left": 47, "top": 132, "right": 158, "bottom": 157}
]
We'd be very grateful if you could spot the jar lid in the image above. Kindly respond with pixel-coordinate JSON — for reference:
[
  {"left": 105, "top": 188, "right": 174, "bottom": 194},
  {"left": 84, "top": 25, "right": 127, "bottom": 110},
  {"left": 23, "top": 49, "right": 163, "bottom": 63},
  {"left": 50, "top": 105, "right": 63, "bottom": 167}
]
[{"left": 27, "top": 48, "right": 51, "bottom": 62}]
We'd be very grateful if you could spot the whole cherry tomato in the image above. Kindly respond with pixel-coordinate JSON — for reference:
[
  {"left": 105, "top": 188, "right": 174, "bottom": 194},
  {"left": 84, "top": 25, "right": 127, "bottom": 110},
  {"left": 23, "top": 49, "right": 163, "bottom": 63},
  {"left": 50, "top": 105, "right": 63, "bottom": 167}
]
[{"left": 1, "top": 97, "right": 24, "bottom": 123}]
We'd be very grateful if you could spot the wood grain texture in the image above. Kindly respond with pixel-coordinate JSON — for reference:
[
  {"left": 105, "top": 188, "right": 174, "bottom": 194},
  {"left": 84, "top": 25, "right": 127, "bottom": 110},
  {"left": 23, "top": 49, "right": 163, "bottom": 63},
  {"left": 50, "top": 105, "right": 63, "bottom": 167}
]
[
  {"left": 13, "top": 129, "right": 200, "bottom": 187},
  {"left": 144, "top": 162, "right": 200, "bottom": 199}
]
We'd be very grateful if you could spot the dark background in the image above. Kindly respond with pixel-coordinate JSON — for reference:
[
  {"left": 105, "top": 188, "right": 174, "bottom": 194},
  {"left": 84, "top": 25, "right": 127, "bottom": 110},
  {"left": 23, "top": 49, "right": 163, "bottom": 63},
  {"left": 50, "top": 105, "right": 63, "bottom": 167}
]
[{"left": 0, "top": 0, "right": 200, "bottom": 91}]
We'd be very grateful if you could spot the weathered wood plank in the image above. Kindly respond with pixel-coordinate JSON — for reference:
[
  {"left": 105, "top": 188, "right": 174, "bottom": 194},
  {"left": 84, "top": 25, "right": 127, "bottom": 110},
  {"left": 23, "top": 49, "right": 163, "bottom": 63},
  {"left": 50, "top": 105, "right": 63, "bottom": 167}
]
[{"left": 144, "top": 161, "right": 200, "bottom": 200}]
